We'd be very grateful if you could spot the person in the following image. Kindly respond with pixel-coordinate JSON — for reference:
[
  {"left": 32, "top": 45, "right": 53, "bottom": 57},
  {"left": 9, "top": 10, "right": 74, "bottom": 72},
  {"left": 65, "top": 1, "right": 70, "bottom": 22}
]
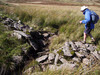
[{"left": 80, "top": 6, "right": 95, "bottom": 44}]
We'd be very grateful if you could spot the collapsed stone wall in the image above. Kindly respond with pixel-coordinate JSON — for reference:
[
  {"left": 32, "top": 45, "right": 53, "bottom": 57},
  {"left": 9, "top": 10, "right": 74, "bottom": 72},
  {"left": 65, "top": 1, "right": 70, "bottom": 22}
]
[{"left": 0, "top": 16, "right": 100, "bottom": 75}]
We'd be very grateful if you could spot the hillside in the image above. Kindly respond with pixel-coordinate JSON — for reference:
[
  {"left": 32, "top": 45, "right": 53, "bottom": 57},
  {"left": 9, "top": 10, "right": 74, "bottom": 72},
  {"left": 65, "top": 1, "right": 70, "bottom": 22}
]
[{"left": 0, "top": 1, "right": 100, "bottom": 75}]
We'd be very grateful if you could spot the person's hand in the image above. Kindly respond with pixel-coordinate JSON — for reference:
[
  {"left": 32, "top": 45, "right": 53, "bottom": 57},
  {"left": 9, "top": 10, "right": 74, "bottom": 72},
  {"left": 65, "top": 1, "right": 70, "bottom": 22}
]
[{"left": 80, "top": 21, "right": 82, "bottom": 24}]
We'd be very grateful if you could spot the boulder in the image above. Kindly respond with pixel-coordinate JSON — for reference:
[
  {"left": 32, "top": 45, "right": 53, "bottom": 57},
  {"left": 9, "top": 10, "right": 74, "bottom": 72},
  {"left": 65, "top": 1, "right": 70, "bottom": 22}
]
[{"left": 36, "top": 55, "right": 48, "bottom": 63}]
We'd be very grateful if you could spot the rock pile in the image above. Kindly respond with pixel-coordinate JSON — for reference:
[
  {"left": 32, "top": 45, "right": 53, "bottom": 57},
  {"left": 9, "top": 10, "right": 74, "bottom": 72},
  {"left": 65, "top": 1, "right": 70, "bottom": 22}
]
[
  {"left": 1, "top": 16, "right": 100, "bottom": 74},
  {"left": 34, "top": 41, "right": 100, "bottom": 72}
]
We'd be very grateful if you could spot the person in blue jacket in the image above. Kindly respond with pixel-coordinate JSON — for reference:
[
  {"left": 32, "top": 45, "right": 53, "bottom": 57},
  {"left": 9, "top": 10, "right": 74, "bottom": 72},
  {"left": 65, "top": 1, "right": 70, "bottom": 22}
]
[{"left": 80, "top": 6, "right": 95, "bottom": 44}]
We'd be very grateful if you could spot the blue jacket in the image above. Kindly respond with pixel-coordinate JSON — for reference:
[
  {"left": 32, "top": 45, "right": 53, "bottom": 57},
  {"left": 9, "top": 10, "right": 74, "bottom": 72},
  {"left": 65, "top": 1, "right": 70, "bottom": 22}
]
[{"left": 82, "top": 9, "right": 94, "bottom": 29}]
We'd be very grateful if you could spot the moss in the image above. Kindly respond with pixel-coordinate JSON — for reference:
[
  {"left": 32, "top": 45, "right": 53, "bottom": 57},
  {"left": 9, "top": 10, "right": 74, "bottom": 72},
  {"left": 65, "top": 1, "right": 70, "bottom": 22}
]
[{"left": 57, "top": 49, "right": 64, "bottom": 55}]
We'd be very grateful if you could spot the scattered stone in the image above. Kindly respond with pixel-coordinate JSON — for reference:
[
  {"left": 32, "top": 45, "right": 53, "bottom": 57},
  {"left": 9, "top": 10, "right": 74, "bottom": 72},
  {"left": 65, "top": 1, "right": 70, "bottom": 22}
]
[{"left": 36, "top": 55, "right": 48, "bottom": 63}]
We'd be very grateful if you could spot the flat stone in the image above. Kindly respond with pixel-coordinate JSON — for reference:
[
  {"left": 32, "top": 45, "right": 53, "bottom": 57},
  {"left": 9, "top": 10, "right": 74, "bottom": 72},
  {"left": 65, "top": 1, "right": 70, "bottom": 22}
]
[
  {"left": 69, "top": 41, "right": 77, "bottom": 51},
  {"left": 72, "top": 57, "right": 80, "bottom": 62},
  {"left": 57, "top": 63, "right": 76, "bottom": 70},
  {"left": 36, "top": 55, "right": 48, "bottom": 63},
  {"left": 75, "top": 52, "right": 85, "bottom": 58},
  {"left": 54, "top": 54, "right": 59, "bottom": 65},
  {"left": 92, "top": 51, "right": 100, "bottom": 60},
  {"left": 62, "top": 45, "right": 72, "bottom": 56},
  {"left": 59, "top": 56, "right": 68, "bottom": 64},
  {"left": 48, "top": 53, "right": 55, "bottom": 61},
  {"left": 87, "top": 45, "right": 95, "bottom": 52}
]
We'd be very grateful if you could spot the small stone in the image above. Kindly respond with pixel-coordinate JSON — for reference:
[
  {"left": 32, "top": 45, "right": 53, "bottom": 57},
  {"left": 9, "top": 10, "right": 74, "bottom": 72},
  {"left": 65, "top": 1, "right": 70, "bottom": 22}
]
[{"left": 36, "top": 55, "right": 48, "bottom": 63}]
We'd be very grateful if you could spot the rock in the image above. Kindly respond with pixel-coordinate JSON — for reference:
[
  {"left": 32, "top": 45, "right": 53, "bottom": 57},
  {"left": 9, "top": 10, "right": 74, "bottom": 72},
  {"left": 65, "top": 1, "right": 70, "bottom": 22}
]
[
  {"left": 12, "top": 32, "right": 22, "bottom": 39},
  {"left": 54, "top": 54, "right": 59, "bottom": 65},
  {"left": 69, "top": 41, "right": 77, "bottom": 51},
  {"left": 57, "top": 63, "right": 76, "bottom": 70},
  {"left": 48, "top": 65, "right": 57, "bottom": 71},
  {"left": 12, "top": 56, "right": 23, "bottom": 64},
  {"left": 43, "top": 33, "right": 50, "bottom": 38},
  {"left": 59, "top": 56, "right": 68, "bottom": 64},
  {"left": 83, "top": 58, "right": 90, "bottom": 65},
  {"left": 36, "top": 55, "right": 48, "bottom": 63},
  {"left": 87, "top": 45, "right": 95, "bottom": 52},
  {"left": 75, "top": 52, "right": 85, "bottom": 58},
  {"left": 23, "top": 67, "right": 33, "bottom": 75},
  {"left": 72, "top": 57, "right": 80, "bottom": 63},
  {"left": 92, "top": 51, "right": 100, "bottom": 60},
  {"left": 62, "top": 42, "right": 72, "bottom": 56},
  {"left": 14, "top": 30, "right": 29, "bottom": 38},
  {"left": 75, "top": 41, "right": 85, "bottom": 48},
  {"left": 48, "top": 53, "right": 55, "bottom": 61}
]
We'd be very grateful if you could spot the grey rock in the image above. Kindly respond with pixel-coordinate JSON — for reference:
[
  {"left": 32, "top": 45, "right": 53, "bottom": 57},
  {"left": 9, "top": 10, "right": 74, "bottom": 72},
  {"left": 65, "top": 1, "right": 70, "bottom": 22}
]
[
  {"left": 48, "top": 65, "right": 57, "bottom": 71},
  {"left": 57, "top": 63, "right": 76, "bottom": 70},
  {"left": 54, "top": 54, "right": 59, "bottom": 65},
  {"left": 12, "top": 32, "right": 22, "bottom": 39},
  {"left": 62, "top": 42, "right": 72, "bottom": 56},
  {"left": 69, "top": 41, "right": 77, "bottom": 51},
  {"left": 75, "top": 52, "right": 85, "bottom": 58},
  {"left": 59, "top": 56, "right": 68, "bottom": 64},
  {"left": 43, "top": 33, "right": 50, "bottom": 38},
  {"left": 72, "top": 57, "right": 80, "bottom": 63},
  {"left": 75, "top": 41, "right": 86, "bottom": 48},
  {"left": 48, "top": 53, "right": 55, "bottom": 61},
  {"left": 14, "top": 30, "right": 29, "bottom": 38},
  {"left": 87, "top": 45, "right": 95, "bottom": 52},
  {"left": 12, "top": 56, "right": 23, "bottom": 64},
  {"left": 92, "top": 51, "right": 100, "bottom": 60},
  {"left": 83, "top": 58, "right": 90, "bottom": 65},
  {"left": 36, "top": 55, "right": 48, "bottom": 63}
]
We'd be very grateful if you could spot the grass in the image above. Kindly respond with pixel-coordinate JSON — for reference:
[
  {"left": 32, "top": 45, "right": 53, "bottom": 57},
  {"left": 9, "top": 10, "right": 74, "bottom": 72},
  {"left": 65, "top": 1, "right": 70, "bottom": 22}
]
[{"left": 0, "top": 2, "right": 100, "bottom": 75}]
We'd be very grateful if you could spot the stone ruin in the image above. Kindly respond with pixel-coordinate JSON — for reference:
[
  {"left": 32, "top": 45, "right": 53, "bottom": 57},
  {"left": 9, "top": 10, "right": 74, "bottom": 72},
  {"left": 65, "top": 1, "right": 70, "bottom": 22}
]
[{"left": 0, "top": 16, "right": 100, "bottom": 74}]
